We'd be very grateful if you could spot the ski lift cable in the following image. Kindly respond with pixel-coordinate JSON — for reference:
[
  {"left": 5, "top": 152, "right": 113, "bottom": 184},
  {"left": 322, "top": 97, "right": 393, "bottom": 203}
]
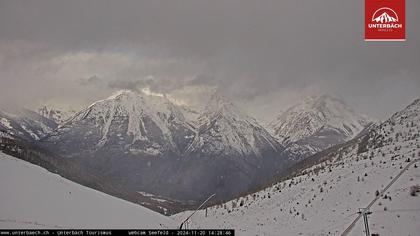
[{"left": 179, "top": 193, "right": 216, "bottom": 229}]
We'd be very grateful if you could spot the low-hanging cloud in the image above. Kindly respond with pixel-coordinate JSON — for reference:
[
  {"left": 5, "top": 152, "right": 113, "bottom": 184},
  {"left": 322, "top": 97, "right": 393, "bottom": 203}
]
[
  {"left": 0, "top": 0, "right": 419, "bottom": 119},
  {"left": 78, "top": 75, "right": 102, "bottom": 86}
]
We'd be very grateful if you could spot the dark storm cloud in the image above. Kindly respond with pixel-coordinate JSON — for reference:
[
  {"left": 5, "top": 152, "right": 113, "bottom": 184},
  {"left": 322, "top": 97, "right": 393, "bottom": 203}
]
[{"left": 0, "top": 0, "right": 419, "bottom": 118}]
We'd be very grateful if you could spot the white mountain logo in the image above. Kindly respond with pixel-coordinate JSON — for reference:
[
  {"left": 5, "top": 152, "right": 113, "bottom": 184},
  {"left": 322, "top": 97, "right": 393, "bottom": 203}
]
[{"left": 371, "top": 7, "right": 399, "bottom": 23}]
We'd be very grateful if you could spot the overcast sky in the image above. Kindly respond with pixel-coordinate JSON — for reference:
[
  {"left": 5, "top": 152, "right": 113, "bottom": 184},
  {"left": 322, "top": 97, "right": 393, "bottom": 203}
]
[{"left": 0, "top": 0, "right": 419, "bottom": 121}]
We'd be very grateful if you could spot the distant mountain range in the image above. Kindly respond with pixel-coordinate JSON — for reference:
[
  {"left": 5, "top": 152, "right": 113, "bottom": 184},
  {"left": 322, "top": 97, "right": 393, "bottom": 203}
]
[
  {"left": 0, "top": 92, "right": 382, "bottom": 211},
  {"left": 36, "top": 90, "right": 291, "bottom": 202}
]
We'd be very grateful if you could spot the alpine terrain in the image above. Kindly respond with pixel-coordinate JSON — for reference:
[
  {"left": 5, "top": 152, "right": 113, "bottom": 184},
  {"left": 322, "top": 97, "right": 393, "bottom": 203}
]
[
  {"left": 38, "top": 106, "right": 76, "bottom": 124},
  {"left": 173, "top": 98, "right": 420, "bottom": 235},
  {"left": 39, "top": 90, "right": 292, "bottom": 203},
  {"left": 0, "top": 108, "right": 57, "bottom": 141}
]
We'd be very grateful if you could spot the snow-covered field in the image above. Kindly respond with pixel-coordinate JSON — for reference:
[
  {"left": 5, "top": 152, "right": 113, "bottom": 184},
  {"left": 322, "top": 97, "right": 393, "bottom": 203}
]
[{"left": 0, "top": 152, "right": 175, "bottom": 229}]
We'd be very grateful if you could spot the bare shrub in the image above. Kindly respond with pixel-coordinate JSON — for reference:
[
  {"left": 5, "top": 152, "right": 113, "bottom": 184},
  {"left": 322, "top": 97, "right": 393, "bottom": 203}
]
[{"left": 409, "top": 185, "right": 420, "bottom": 196}]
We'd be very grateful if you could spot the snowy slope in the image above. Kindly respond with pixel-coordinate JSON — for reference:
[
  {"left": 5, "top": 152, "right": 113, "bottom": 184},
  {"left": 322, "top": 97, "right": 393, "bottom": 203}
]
[
  {"left": 0, "top": 108, "right": 57, "bottom": 141},
  {"left": 270, "top": 95, "right": 374, "bottom": 159},
  {"left": 179, "top": 105, "right": 200, "bottom": 125},
  {"left": 173, "top": 98, "right": 420, "bottom": 236},
  {"left": 0, "top": 152, "right": 175, "bottom": 229}
]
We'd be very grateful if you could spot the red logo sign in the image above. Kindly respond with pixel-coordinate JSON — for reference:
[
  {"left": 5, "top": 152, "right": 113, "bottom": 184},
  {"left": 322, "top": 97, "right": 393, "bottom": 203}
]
[{"left": 365, "top": 0, "right": 405, "bottom": 41}]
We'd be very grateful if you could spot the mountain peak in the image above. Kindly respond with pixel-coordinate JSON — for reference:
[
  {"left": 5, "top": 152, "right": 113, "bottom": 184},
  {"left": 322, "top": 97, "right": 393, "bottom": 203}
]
[
  {"left": 269, "top": 94, "right": 373, "bottom": 158},
  {"left": 201, "top": 93, "right": 250, "bottom": 122},
  {"left": 95, "top": 90, "right": 147, "bottom": 106},
  {"left": 38, "top": 106, "right": 75, "bottom": 124},
  {"left": 309, "top": 93, "right": 335, "bottom": 101},
  {"left": 272, "top": 95, "right": 358, "bottom": 127},
  {"left": 83, "top": 90, "right": 176, "bottom": 120},
  {"left": 107, "top": 89, "right": 138, "bottom": 99},
  {"left": 53, "top": 90, "right": 194, "bottom": 154},
  {"left": 190, "top": 94, "right": 282, "bottom": 157},
  {"left": 205, "top": 93, "right": 235, "bottom": 112},
  {"left": 304, "top": 94, "right": 349, "bottom": 110}
]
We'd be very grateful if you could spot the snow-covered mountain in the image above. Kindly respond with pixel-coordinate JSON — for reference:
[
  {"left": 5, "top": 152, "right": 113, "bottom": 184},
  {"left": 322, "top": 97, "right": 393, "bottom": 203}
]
[
  {"left": 173, "top": 98, "right": 420, "bottom": 236},
  {"left": 40, "top": 91, "right": 292, "bottom": 202},
  {"left": 270, "top": 95, "right": 374, "bottom": 159},
  {"left": 40, "top": 90, "right": 201, "bottom": 201},
  {"left": 38, "top": 106, "right": 76, "bottom": 124},
  {"left": 187, "top": 93, "right": 283, "bottom": 157},
  {"left": 170, "top": 93, "right": 291, "bottom": 201},
  {"left": 0, "top": 108, "right": 57, "bottom": 141},
  {"left": 179, "top": 105, "right": 200, "bottom": 125},
  {"left": 44, "top": 90, "right": 195, "bottom": 156},
  {"left": 0, "top": 152, "right": 174, "bottom": 229}
]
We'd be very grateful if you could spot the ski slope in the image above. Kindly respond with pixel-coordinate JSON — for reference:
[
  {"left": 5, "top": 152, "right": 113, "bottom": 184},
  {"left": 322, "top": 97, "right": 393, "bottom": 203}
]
[
  {"left": 173, "top": 141, "right": 420, "bottom": 235},
  {"left": 0, "top": 152, "right": 175, "bottom": 229}
]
